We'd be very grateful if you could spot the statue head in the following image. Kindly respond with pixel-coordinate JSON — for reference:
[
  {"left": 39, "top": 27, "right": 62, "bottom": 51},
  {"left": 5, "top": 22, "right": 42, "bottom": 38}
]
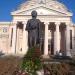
[{"left": 31, "top": 10, "right": 37, "bottom": 18}]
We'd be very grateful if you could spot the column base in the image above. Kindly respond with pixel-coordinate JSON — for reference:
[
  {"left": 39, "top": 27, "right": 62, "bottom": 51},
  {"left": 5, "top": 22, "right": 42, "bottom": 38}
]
[
  {"left": 41, "top": 55, "right": 50, "bottom": 59},
  {"left": 66, "top": 50, "right": 72, "bottom": 57}
]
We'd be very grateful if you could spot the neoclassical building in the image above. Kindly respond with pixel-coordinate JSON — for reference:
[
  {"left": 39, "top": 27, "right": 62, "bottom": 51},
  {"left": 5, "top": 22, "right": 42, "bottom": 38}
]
[{"left": 0, "top": 0, "right": 75, "bottom": 56}]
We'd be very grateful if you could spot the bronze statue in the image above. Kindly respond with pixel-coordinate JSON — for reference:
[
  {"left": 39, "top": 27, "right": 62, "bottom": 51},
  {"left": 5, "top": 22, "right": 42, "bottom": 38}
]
[{"left": 26, "top": 10, "right": 41, "bottom": 48}]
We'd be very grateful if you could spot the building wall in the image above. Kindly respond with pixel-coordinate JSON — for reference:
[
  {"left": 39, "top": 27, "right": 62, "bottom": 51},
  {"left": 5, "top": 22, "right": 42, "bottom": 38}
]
[
  {"left": 69, "top": 26, "right": 74, "bottom": 56},
  {"left": 71, "top": 26, "right": 75, "bottom": 56},
  {"left": 0, "top": 21, "right": 75, "bottom": 56},
  {"left": 0, "top": 22, "right": 10, "bottom": 54}
]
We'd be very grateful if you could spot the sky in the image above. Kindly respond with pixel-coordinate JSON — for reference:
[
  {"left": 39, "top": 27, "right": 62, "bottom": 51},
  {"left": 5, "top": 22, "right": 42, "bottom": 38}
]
[{"left": 0, "top": 0, "right": 75, "bottom": 23}]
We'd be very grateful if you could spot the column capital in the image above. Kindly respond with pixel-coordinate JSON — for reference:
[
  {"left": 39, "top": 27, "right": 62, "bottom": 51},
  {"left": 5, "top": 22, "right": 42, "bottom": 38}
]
[
  {"left": 44, "top": 22, "right": 49, "bottom": 25},
  {"left": 66, "top": 24, "right": 70, "bottom": 30},
  {"left": 65, "top": 22, "right": 71, "bottom": 25},
  {"left": 22, "top": 21, "right": 27, "bottom": 24},
  {"left": 55, "top": 22, "right": 60, "bottom": 25}
]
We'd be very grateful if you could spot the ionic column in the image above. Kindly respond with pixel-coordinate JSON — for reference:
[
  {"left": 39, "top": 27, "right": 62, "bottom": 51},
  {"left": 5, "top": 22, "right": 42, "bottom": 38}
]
[
  {"left": 54, "top": 22, "right": 60, "bottom": 54},
  {"left": 12, "top": 22, "right": 17, "bottom": 54},
  {"left": 22, "top": 21, "right": 28, "bottom": 54},
  {"left": 66, "top": 23, "right": 71, "bottom": 56},
  {"left": 44, "top": 22, "right": 49, "bottom": 55}
]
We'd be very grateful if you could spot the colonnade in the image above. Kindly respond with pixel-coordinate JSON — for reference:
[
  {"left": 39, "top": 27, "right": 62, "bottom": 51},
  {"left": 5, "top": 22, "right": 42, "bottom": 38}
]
[
  {"left": 11, "top": 21, "right": 71, "bottom": 56},
  {"left": 44, "top": 22, "right": 71, "bottom": 56}
]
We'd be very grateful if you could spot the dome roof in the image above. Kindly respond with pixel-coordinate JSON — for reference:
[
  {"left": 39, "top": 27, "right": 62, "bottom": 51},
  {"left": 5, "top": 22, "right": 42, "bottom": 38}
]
[{"left": 18, "top": 0, "right": 69, "bottom": 13}]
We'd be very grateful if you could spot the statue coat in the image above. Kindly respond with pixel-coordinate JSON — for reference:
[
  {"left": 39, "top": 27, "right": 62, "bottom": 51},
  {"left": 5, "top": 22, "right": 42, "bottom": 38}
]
[{"left": 26, "top": 18, "right": 41, "bottom": 48}]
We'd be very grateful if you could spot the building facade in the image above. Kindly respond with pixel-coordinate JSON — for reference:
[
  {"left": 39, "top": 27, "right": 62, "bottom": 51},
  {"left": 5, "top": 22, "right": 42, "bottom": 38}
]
[{"left": 0, "top": 0, "right": 75, "bottom": 56}]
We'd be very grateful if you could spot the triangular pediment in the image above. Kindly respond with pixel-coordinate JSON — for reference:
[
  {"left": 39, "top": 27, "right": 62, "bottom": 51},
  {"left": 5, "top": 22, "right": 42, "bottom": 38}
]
[{"left": 11, "top": 6, "right": 72, "bottom": 16}]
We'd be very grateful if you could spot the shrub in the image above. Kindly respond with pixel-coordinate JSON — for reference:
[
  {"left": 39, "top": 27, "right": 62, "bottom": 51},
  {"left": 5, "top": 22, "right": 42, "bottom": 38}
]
[{"left": 21, "top": 47, "right": 42, "bottom": 75}]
